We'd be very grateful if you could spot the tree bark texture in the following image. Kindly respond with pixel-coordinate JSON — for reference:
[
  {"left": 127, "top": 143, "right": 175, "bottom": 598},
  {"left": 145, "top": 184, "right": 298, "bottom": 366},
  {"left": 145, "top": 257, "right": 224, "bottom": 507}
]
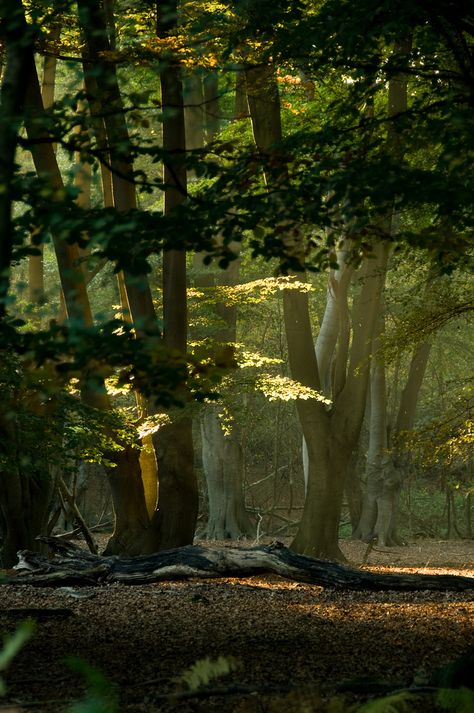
[
  {"left": 234, "top": 71, "right": 249, "bottom": 119},
  {"left": 7, "top": 538, "right": 474, "bottom": 592},
  {"left": 102, "top": 444, "right": 150, "bottom": 556},
  {"left": 193, "top": 250, "right": 254, "bottom": 539},
  {"left": 353, "top": 37, "right": 413, "bottom": 546},
  {"left": 302, "top": 241, "right": 355, "bottom": 492},
  {"left": 245, "top": 64, "right": 386, "bottom": 561},
  {"left": 23, "top": 52, "right": 94, "bottom": 325},
  {"left": 246, "top": 63, "right": 345, "bottom": 560},
  {"left": 0, "top": 402, "right": 54, "bottom": 567},
  {"left": 201, "top": 405, "right": 254, "bottom": 539},
  {"left": 148, "top": 0, "right": 198, "bottom": 550},
  {"left": 184, "top": 72, "right": 205, "bottom": 153},
  {"left": 395, "top": 341, "right": 432, "bottom": 436},
  {"left": 78, "top": 0, "right": 157, "bottom": 332},
  {"left": 355, "top": 308, "right": 401, "bottom": 545},
  {"left": 0, "top": 2, "right": 36, "bottom": 311},
  {"left": 28, "top": 33, "right": 59, "bottom": 304},
  {"left": 203, "top": 72, "right": 220, "bottom": 139}
]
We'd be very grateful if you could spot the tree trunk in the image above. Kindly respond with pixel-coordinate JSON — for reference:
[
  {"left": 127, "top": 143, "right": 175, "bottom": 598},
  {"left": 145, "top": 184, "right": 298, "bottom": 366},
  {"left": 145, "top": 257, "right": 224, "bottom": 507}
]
[
  {"left": 354, "top": 37, "right": 414, "bottom": 546},
  {"left": 102, "top": 445, "right": 150, "bottom": 555},
  {"left": 203, "top": 72, "right": 220, "bottom": 140},
  {"left": 245, "top": 62, "right": 392, "bottom": 559},
  {"left": 11, "top": 539, "right": 474, "bottom": 592},
  {"left": 23, "top": 53, "right": 93, "bottom": 325},
  {"left": 193, "top": 250, "right": 254, "bottom": 539},
  {"left": 0, "top": 13, "right": 76, "bottom": 563},
  {"left": 0, "top": 0, "right": 32, "bottom": 313},
  {"left": 355, "top": 309, "right": 401, "bottom": 545},
  {"left": 0, "top": 464, "right": 54, "bottom": 568},
  {"left": 234, "top": 70, "right": 249, "bottom": 119},
  {"left": 21, "top": 20, "right": 150, "bottom": 556},
  {"left": 28, "top": 28, "right": 59, "bottom": 304},
  {"left": 245, "top": 62, "right": 350, "bottom": 560},
  {"left": 302, "top": 242, "right": 354, "bottom": 492},
  {"left": 0, "top": 7, "right": 58, "bottom": 564},
  {"left": 0, "top": 392, "right": 54, "bottom": 567},
  {"left": 200, "top": 407, "right": 253, "bottom": 539},
  {"left": 78, "top": 0, "right": 165, "bottom": 553},
  {"left": 78, "top": 0, "right": 157, "bottom": 332},
  {"left": 345, "top": 449, "right": 364, "bottom": 533},
  {"left": 184, "top": 72, "right": 205, "bottom": 153},
  {"left": 116, "top": 271, "right": 159, "bottom": 520},
  {"left": 149, "top": 0, "right": 198, "bottom": 549},
  {"left": 395, "top": 341, "right": 432, "bottom": 437},
  {"left": 79, "top": 0, "right": 200, "bottom": 554}
]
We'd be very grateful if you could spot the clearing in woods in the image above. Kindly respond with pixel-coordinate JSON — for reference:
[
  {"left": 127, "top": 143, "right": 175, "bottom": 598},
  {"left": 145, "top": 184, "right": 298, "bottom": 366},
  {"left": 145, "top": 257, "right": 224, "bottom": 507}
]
[{"left": 0, "top": 538, "right": 473, "bottom": 712}]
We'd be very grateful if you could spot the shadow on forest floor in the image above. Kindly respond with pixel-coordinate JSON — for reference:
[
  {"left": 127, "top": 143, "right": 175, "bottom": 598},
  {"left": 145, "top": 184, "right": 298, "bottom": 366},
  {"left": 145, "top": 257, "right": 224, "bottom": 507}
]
[{"left": 0, "top": 538, "right": 473, "bottom": 712}]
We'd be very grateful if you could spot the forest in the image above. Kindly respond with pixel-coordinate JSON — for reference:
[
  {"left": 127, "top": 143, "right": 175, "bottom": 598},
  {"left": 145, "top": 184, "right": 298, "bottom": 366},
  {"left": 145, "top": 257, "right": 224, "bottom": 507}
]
[{"left": 0, "top": 0, "right": 473, "bottom": 712}]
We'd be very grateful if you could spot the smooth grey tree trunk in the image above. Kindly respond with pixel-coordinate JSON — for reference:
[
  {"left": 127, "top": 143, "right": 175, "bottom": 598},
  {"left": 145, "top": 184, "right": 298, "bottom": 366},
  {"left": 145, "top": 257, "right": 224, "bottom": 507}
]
[
  {"left": 245, "top": 63, "right": 388, "bottom": 560},
  {"left": 184, "top": 72, "right": 205, "bottom": 153},
  {"left": 355, "top": 307, "right": 402, "bottom": 545},
  {"left": 354, "top": 36, "right": 415, "bottom": 546},
  {"left": 193, "top": 248, "right": 254, "bottom": 539},
  {"left": 201, "top": 406, "right": 253, "bottom": 539}
]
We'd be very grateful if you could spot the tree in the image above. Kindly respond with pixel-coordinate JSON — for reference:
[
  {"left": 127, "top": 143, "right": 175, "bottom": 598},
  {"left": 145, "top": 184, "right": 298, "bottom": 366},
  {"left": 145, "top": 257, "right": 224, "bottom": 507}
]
[
  {"left": 194, "top": 253, "right": 254, "bottom": 540},
  {"left": 244, "top": 59, "right": 393, "bottom": 559},
  {"left": 150, "top": 0, "right": 199, "bottom": 551},
  {"left": 1, "top": 0, "right": 472, "bottom": 567}
]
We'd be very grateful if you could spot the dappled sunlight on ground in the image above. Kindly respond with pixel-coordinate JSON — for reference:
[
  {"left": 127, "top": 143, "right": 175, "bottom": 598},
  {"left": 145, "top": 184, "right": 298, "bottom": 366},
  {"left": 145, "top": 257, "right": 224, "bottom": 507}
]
[{"left": 0, "top": 538, "right": 472, "bottom": 712}]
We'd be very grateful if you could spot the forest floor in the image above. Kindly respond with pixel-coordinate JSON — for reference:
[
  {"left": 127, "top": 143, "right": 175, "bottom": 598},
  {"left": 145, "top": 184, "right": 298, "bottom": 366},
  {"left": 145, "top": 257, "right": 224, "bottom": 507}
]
[{"left": 0, "top": 538, "right": 473, "bottom": 713}]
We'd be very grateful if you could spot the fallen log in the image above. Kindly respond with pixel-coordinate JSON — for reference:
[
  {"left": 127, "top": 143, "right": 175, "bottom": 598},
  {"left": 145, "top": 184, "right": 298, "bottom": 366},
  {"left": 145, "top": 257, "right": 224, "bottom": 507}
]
[{"left": 2, "top": 538, "right": 473, "bottom": 591}]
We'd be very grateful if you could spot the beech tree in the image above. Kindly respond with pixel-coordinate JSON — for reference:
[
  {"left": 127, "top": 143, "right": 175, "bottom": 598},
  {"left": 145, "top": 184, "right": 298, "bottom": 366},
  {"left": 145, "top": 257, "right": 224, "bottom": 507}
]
[
  {"left": 194, "top": 252, "right": 254, "bottom": 540},
  {"left": 0, "top": 0, "right": 472, "bottom": 567}
]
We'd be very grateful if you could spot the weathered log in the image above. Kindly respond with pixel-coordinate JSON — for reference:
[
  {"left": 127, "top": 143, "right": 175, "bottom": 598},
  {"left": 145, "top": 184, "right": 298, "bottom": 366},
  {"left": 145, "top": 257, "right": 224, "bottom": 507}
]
[{"left": 2, "top": 538, "right": 473, "bottom": 591}]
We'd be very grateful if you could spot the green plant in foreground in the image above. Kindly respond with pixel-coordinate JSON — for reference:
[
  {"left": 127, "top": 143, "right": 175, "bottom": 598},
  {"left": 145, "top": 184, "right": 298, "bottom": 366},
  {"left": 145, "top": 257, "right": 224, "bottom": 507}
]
[
  {"left": 356, "top": 691, "right": 420, "bottom": 713},
  {"left": 352, "top": 686, "right": 474, "bottom": 713},
  {"left": 66, "top": 656, "right": 118, "bottom": 713},
  {"left": 437, "top": 687, "right": 474, "bottom": 713},
  {"left": 176, "top": 655, "right": 241, "bottom": 691},
  {"left": 0, "top": 621, "right": 35, "bottom": 696}
]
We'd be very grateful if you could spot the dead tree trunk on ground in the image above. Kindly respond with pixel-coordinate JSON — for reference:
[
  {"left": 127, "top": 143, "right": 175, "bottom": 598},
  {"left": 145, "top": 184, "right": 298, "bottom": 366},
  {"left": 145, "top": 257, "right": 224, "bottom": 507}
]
[{"left": 5, "top": 538, "right": 474, "bottom": 592}]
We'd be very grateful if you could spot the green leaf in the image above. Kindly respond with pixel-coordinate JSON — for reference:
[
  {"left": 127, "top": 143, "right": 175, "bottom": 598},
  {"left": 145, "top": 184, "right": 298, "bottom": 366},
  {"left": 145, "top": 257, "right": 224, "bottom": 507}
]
[
  {"left": 357, "top": 691, "right": 419, "bottom": 713},
  {"left": 0, "top": 621, "right": 35, "bottom": 672},
  {"left": 66, "top": 656, "right": 118, "bottom": 713},
  {"left": 437, "top": 688, "right": 474, "bottom": 713},
  {"left": 0, "top": 621, "right": 35, "bottom": 697},
  {"left": 176, "top": 656, "right": 241, "bottom": 691}
]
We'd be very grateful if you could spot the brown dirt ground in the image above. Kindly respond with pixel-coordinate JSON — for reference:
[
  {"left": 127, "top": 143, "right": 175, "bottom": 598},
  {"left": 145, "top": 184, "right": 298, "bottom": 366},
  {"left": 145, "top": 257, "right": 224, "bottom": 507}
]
[{"left": 0, "top": 538, "right": 473, "bottom": 713}]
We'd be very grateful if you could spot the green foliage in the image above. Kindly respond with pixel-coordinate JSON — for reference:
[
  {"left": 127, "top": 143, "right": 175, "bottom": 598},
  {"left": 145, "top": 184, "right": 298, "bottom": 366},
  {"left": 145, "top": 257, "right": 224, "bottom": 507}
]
[
  {"left": 175, "top": 655, "right": 241, "bottom": 691},
  {"left": 66, "top": 656, "right": 118, "bottom": 713},
  {"left": 189, "top": 277, "right": 314, "bottom": 309},
  {"left": 1, "top": 0, "right": 473, "bottom": 550},
  {"left": 402, "top": 386, "right": 474, "bottom": 472},
  {"left": 0, "top": 353, "right": 133, "bottom": 475},
  {"left": 383, "top": 270, "right": 474, "bottom": 358},
  {"left": 356, "top": 691, "right": 419, "bottom": 713},
  {"left": 437, "top": 688, "right": 474, "bottom": 713},
  {"left": 255, "top": 374, "right": 331, "bottom": 404},
  {"left": 350, "top": 686, "right": 474, "bottom": 713},
  {"left": 0, "top": 621, "right": 35, "bottom": 697}
]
